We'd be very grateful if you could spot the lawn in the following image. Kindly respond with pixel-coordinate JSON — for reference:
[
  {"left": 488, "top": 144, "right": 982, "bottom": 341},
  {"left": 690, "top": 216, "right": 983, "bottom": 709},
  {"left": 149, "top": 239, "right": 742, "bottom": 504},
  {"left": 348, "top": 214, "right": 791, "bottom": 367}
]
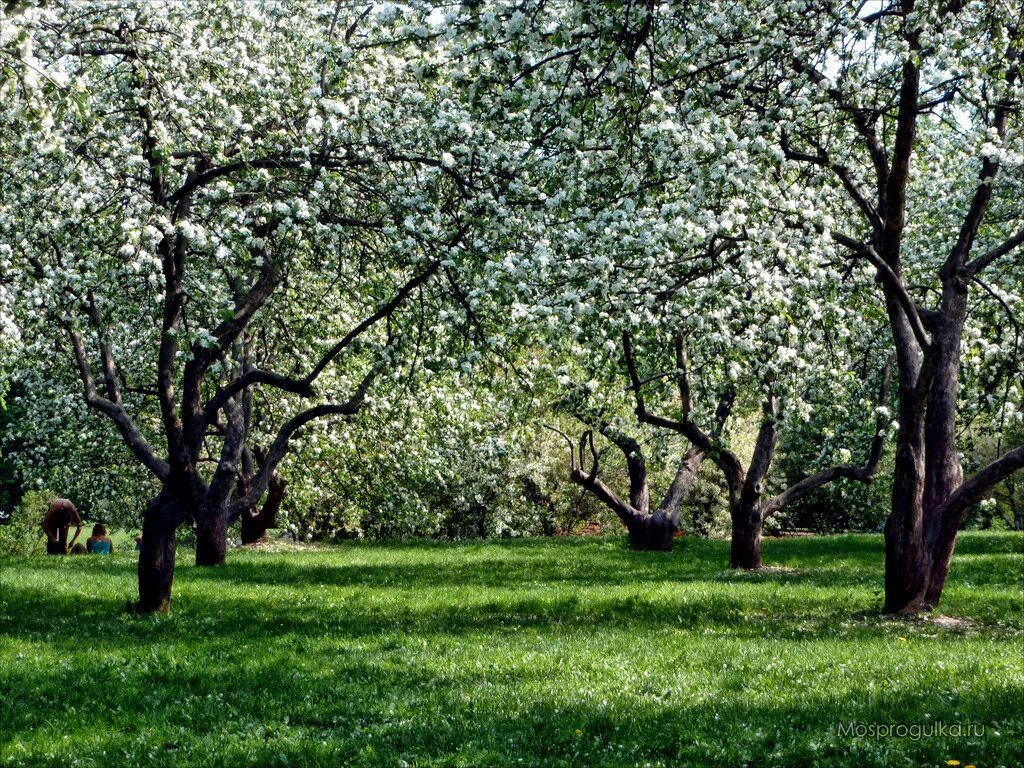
[{"left": 0, "top": 533, "right": 1021, "bottom": 767}]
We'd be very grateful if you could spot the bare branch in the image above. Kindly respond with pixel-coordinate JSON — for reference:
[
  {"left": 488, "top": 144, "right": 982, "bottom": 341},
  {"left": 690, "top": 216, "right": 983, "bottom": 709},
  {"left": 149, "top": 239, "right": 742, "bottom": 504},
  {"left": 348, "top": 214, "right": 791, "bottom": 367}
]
[
  {"left": 67, "top": 328, "right": 169, "bottom": 481},
  {"left": 226, "top": 368, "right": 376, "bottom": 516},
  {"left": 965, "top": 229, "right": 1024, "bottom": 276},
  {"left": 543, "top": 424, "right": 576, "bottom": 472},
  {"left": 934, "top": 446, "right": 1024, "bottom": 523},
  {"left": 763, "top": 358, "right": 893, "bottom": 517},
  {"left": 622, "top": 331, "right": 744, "bottom": 489},
  {"left": 832, "top": 232, "right": 932, "bottom": 350}
]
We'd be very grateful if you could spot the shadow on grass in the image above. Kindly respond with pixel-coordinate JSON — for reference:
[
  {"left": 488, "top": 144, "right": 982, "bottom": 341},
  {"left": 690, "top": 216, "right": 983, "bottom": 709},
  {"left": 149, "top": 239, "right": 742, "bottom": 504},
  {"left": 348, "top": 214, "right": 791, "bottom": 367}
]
[
  {"left": 1, "top": 533, "right": 1021, "bottom": 767},
  {"left": 177, "top": 532, "right": 1017, "bottom": 592},
  {"left": 2, "top": 634, "right": 1020, "bottom": 768},
  {"left": 2, "top": 534, "right": 1020, "bottom": 656}
]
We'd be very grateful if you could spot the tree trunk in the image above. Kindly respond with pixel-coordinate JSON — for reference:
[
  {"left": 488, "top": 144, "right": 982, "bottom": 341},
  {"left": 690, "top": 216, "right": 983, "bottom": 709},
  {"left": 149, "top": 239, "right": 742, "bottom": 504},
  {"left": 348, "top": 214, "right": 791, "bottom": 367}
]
[
  {"left": 136, "top": 494, "right": 182, "bottom": 614},
  {"left": 730, "top": 502, "right": 763, "bottom": 570},
  {"left": 883, "top": 287, "right": 965, "bottom": 614},
  {"left": 241, "top": 474, "right": 286, "bottom": 544},
  {"left": 883, "top": 435, "right": 931, "bottom": 612},
  {"left": 195, "top": 505, "right": 228, "bottom": 566},
  {"left": 625, "top": 514, "right": 676, "bottom": 551}
]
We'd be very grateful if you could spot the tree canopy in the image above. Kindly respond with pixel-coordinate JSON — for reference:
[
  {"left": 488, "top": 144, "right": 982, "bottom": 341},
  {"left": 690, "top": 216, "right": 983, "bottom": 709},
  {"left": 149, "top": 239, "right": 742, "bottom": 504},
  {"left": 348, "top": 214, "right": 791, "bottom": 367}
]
[{"left": 0, "top": 0, "right": 1020, "bottom": 614}]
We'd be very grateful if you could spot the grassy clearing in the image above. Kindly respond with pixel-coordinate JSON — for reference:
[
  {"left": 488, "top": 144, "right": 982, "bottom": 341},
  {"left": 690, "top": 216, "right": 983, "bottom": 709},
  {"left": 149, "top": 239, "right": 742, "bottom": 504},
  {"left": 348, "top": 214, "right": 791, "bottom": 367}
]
[{"left": 0, "top": 533, "right": 1021, "bottom": 767}]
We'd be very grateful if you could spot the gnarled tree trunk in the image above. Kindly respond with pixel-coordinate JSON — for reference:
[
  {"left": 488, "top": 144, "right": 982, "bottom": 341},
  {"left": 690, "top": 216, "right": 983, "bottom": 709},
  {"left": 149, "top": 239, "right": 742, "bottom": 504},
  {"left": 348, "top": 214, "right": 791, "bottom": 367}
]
[
  {"left": 880, "top": 262, "right": 1024, "bottom": 613},
  {"left": 729, "top": 501, "right": 763, "bottom": 569},
  {"left": 561, "top": 420, "right": 705, "bottom": 551},
  {"left": 136, "top": 492, "right": 187, "bottom": 614},
  {"left": 625, "top": 513, "right": 677, "bottom": 551},
  {"left": 780, "top": 13, "right": 1024, "bottom": 613},
  {"left": 195, "top": 506, "right": 228, "bottom": 566},
  {"left": 624, "top": 331, "right": 893, "bottom": 571},
  {"left": 240, "top": 474, "right": 287, "bottom": 544}
]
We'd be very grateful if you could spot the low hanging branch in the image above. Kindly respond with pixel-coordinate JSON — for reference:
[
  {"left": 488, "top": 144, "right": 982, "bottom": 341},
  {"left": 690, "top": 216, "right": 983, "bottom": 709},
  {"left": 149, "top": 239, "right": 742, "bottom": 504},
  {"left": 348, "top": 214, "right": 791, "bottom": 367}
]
[
  {"left": 227, "top": 367, "right": 377, "bottom": 516},
  {"left": 761, "top": 357, "right": 894, "bottom": 518},
  {"left": 66, "top": 326, "right": 170, "bottom": 482}
]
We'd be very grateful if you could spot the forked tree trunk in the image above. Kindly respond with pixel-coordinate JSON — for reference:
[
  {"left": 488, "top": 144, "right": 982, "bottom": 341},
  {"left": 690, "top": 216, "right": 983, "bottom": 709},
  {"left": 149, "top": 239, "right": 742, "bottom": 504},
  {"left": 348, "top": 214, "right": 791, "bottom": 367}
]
[
  {"left": 565, "top": 427, "right": 704, "bottom": 552},
  {"left": 794, "top": 20, "right": 1024, "bottom": 613},
  {"left": 240, "top": 474, "right": 287, "bottom": 544},
  {"left": 895, "top": 445, "right": 1024, "bottom": 612},
  {"left": 625, "top": 513, "right": 676, "bottom": 551},
  {"left": 624, "top": 333, "right": 889, "bottom": 570},
  {"left": 881, "top": 284, "right": 1024, "bottom": 613},
  {"left": 883, "top": 286, "right": 965, "bottom": 614},
  {"left": 136, "top": 493, "right": 184, "bottom": 614}
]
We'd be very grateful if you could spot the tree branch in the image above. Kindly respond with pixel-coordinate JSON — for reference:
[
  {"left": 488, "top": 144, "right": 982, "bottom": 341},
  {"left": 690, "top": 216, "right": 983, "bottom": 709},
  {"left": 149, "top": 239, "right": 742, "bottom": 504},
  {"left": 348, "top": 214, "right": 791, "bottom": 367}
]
[
  {"left": 653, "top": 445, "right": 705, "bottom": 525},
  {"left": 832, "top": 232, "right": 932, "bottom": 349},
  {"left": 543, "top": 424, "right": 576, "bottom": 472},
  {"left": 965, "top": 229, "right": 1024, "bottom": 276},
  {"left": 85, "top": 290, "right": 122, "bottom": 404},
  {"left": 780, "top": 130, "right": 882, "bottom": 233},
  {"left": 933, "top": 445, "right": 1024, "bottom": 523},
  {"left": 226, "top": 369, "right": 376, "bottom": 515},
  {"left": 946, "top": 45, "right": 1019, "bottom": 274},
  {"left": 204, "top": 259, "right": 441, "bottom": 421},
  {"left": 762, "top": 358, "right": 893, "bottom": 517},
  {"left": 622, "top": 331, "right": 744, "bottom": 489},
  {"left": 67, "top": 328, "right": 170, "bottom": 481}
]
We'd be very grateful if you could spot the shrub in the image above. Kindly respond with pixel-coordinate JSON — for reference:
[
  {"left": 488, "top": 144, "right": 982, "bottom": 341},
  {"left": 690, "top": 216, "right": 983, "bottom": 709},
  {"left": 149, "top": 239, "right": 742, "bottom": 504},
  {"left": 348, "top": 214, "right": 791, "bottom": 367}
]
[{"left": 0, "top": 489, "right": 51, "bottom": 556}]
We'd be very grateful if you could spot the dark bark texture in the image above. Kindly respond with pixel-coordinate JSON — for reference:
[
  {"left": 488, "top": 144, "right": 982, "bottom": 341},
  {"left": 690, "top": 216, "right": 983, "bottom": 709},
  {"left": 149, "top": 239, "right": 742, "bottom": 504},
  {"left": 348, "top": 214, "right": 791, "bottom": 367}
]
[
  {"left": 729, "top": 503, "right": 763, "bottom": 570},
  {"left": 135, "top": 492, "right": 185, "bottom": 614},
  {"left": 240, "top": 474, "right": 287, "bottom": 544},
  {"left": 794, "top": 7, "right": 1024, "bottom": 612},
  {"left": 195, "top": 506, "right": 228, "bottom": 566}
]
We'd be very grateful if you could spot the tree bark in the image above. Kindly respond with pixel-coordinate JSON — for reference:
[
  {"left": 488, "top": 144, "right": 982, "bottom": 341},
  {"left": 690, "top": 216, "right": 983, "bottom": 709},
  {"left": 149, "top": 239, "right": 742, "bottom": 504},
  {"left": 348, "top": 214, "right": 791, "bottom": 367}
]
[
  {"left": 240, "top": 474, "right": 286, "bottom": 544},
  {"left": 625, "top": 513, "right": 676, "bottom": 551},
  {"left": 882, "top": 457, "right": 931, "bottom": 613},
  {"left": 883, "top": 412, "right": 1024, "bottom": 613},
  {"left": 136, "top": 493, "right": 183, "bottom": 614},
  {"left": 883, "top": 284, "right": 964, "bottom": 614},
  {"left": 730, "top": 501, "right": 763, "bottom": 570},
  {"left": 195, "top": 505, "right": 228, "bottom": 566},
  {"left": 785, "top": 13, "right": 1022, "bottom": 614},
  {"left": 567, "top": 441, "right": 703, "bottom": 552}
]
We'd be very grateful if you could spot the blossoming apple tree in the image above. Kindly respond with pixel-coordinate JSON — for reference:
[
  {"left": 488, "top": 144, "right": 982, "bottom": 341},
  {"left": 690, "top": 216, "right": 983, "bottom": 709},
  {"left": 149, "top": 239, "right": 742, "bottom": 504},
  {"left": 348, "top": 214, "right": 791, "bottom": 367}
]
[
  {"left": 0, "top": 0, "right": 513, "bottom": 612},
  {"left": 733, "top": 0, "right": 1024, "bottom": 611}
]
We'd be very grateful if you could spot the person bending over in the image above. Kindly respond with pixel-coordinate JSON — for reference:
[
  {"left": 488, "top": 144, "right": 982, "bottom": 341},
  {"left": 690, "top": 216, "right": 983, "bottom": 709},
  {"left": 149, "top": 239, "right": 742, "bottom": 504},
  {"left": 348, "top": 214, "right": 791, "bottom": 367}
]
[{"left": 40, "top": 497, "right": 82, "bottom": 555}]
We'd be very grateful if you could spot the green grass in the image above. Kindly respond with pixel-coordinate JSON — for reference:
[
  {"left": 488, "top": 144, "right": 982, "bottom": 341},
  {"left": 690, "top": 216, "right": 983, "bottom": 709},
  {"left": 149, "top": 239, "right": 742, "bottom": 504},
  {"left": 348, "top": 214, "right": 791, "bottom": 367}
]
[{"left": 1, "top": 533, "right": 1022, "bottom": 768}]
